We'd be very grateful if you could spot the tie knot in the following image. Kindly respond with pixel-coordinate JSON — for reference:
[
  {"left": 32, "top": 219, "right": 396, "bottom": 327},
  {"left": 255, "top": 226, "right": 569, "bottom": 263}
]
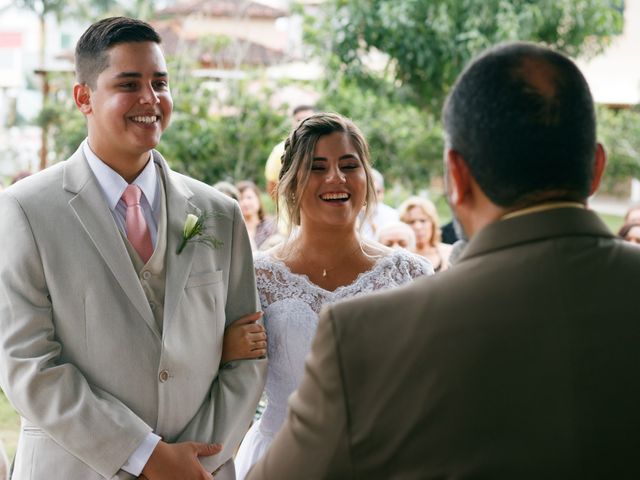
[{"left": 122, "top": 184, "right": 142, "bottom": 206}]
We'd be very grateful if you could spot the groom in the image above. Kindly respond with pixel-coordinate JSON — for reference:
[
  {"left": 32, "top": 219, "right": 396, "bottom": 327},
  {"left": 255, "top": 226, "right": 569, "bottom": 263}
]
[{"left": 0, "top": 17, "right": 266, "bottom": 479}]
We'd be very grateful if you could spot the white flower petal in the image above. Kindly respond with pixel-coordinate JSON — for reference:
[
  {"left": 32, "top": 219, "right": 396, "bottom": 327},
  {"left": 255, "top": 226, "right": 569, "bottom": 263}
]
[{"left": 184, "top": 213, "right": 199, "bottom": 237}]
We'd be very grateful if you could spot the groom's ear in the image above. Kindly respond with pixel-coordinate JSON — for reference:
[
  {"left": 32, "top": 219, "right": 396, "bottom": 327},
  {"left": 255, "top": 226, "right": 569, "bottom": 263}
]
[{"left": 73, "top": 83, "right": 92, "bottom": 115}]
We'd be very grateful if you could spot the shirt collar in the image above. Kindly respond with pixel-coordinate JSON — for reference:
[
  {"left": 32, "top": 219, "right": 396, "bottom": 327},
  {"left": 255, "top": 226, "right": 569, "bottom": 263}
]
[
  {"left": 501, "top": 201, "right": 585, "bottom": 221},
  {"left": 83, "top": 139, "right": 158, "bottom": 211}
]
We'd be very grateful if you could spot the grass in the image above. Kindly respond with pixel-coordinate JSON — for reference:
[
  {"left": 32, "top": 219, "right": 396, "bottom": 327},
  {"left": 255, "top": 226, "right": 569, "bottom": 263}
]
[
  {"left": 598, "top": 212, "right": 624, "bottom": 233},
  {"left": 0, "top": 390, "right": 20, "bottom": 461}
]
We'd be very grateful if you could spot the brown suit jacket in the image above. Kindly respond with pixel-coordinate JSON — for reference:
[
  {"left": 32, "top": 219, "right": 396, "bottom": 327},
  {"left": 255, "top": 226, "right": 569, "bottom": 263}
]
[{"left": 247, "top": 207, "right": 640, "bottom": 479}]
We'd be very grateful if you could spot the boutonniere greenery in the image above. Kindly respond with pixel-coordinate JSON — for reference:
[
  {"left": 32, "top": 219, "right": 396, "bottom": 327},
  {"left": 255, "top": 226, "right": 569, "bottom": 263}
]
[{"left": 176, "top": 212, "right": 223, "bottom": 254}]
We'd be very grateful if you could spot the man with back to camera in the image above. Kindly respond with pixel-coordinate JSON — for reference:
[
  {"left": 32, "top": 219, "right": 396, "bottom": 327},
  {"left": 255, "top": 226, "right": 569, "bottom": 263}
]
[
  {"left": 246, "top": 41, "right": 640, "bottom": 479},
  {"left": 0, "top": 17, "right": 266, "bottom": 480}
]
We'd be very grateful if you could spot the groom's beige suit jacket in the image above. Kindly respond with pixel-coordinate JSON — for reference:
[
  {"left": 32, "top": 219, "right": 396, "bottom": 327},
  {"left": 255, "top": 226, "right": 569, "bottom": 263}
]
[{"left": 0, "top": 147, "right": 266, "bottom": 479}]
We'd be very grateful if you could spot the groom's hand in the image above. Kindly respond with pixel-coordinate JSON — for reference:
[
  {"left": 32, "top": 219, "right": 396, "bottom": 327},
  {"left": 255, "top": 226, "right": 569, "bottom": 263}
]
[{"left": 141, "top": 440, "right": 222, "bottom": 479}]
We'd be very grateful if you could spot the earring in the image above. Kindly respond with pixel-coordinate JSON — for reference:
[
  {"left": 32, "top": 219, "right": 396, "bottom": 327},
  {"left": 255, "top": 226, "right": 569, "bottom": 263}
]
[
  {"left": 291, "top": 192, "right": 296, "bottom": 201},
  {"left": 363, "top": 200, "right": 367, "bottom": 207}
]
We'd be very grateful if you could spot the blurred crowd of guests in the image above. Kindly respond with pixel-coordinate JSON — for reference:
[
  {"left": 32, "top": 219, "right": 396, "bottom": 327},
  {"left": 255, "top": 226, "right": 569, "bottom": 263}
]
[
  {"left": 210, "top": 106, "right": 640, "bottom": 272},
  {"left": 618, "top": 205, "right": 640, "bottom": 244},
  {"left": 4, "top": 165, "right": 640, "bottom": 262}
]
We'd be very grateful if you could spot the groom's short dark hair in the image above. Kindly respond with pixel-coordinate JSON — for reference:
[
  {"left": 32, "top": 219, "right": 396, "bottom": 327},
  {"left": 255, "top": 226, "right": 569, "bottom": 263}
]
[
  {"left": 75, "top": 16, "right": 161, "bottom": 89},
  {"left": 442, "top": 42, "right": 596, "bottom": 208}
]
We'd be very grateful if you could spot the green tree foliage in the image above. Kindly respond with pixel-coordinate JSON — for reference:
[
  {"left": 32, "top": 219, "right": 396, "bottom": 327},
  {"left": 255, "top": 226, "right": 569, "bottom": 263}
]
[
  {"left": 319, "top": 80, "right": 444, "bottom": 188},
  {"left": 41, "top": 2, "right": 634, "bottom": 193},
  {"left": 161, "top": 78, "right": 288, "bottom": 186},
  {"left": 311, "top": 0, "right": 623, "bottom": 110},
  {"left": 46, "top": 70, "right": 640, "bottom": 196},
  {"left": 304, "top": 0, "right": 634, "bottom": 190},
  {"left": 597, "top": 106, "right": 640, "bottom": 192}
]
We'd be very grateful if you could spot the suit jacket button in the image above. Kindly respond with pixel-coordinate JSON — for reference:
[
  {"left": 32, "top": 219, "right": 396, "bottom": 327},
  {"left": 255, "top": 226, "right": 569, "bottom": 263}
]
[
  {"left": 142, "top": 271, "right": 152, "bottom": 280},
  {"left": 159, "top": 369, "right": 169, "bottom": 382}
]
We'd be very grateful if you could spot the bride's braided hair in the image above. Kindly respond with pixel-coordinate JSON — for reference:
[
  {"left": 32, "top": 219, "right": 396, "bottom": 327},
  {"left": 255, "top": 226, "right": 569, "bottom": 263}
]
[{"left": 276, "top": 112, "right": 377, "bottom": 233}]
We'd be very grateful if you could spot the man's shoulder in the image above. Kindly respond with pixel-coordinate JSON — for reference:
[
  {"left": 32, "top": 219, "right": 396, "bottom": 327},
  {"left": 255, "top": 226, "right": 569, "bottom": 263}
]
[
  {"left": 2, "top": 162, "right": 66, "bottom": 204},
  {"left": 168, "top": 170, "right": 237, "bottom": 213}
]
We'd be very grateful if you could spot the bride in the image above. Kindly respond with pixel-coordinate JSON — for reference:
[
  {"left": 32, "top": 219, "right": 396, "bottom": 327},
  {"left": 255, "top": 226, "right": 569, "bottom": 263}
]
[{"left": 233, "top": 112, "right": 433, "bottom": 478}]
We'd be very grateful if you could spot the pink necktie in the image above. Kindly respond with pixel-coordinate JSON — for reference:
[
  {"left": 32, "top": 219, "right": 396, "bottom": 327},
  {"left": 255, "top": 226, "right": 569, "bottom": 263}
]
[{"left": 121, "top": 184, "right": 153, "bottom": 263}]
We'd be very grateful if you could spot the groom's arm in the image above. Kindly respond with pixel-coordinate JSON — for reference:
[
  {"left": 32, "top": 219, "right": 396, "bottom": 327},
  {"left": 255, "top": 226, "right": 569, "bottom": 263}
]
[
  {"left": 246, "top": 306, "right": 351, "bottom": 479},
  {"left": 175, "top": 201, "right": 267, "bottom": 471},
  {"left": 0, "top": 194, "right": 152, "bottom": 478}
]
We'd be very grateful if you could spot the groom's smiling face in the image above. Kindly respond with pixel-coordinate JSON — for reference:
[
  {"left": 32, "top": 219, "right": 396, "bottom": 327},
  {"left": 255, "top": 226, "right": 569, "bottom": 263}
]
[{"left": 76, "top": 41, "right": 173, "bottom": 178}]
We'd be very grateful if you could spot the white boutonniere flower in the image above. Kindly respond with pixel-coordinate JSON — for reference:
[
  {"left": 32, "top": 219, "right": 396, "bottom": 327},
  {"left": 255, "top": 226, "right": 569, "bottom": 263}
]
[{"left": 177, "top": 212, "right": 223, "bottom": 254}]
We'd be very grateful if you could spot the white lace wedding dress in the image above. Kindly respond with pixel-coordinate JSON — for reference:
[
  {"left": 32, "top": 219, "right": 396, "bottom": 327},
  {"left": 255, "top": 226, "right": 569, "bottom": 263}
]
[{"left": 234, "top": 249, "right": 432, "bottom": 478}]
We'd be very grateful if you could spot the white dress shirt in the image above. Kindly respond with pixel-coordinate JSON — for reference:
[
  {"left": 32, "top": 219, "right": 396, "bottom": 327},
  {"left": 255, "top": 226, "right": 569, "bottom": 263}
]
[
  {"left": 83, "top": 139, "right": 162, "bottom": 475},
  {"left": 83, "top": 140, "right": 160, "bottom": 247}
]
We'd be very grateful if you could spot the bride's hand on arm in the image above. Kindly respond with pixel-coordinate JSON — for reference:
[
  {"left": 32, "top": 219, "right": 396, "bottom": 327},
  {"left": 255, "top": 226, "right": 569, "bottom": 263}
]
[{"left": 221, "top": 312, "right": 267, "bottom": 364}]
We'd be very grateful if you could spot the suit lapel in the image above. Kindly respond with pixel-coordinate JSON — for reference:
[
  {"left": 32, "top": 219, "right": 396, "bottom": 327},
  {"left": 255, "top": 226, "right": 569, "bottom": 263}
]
[
  {"left": 154, "top": 152, "right": 198, "bottom": 332},
  {"left": 64, "top": 147, "right": 161, "bottom": 340}
]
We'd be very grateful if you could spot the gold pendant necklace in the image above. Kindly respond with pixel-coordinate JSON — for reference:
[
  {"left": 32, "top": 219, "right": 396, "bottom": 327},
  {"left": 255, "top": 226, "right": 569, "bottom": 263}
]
[{"left": 315, "top": 243, "right": 363, "bottom": 278}]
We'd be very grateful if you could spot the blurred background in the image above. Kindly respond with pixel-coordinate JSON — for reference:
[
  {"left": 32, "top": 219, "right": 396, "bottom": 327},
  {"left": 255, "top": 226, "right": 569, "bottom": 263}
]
[{"left": 1, "top": 0, "right": 640, "bottom": 459}]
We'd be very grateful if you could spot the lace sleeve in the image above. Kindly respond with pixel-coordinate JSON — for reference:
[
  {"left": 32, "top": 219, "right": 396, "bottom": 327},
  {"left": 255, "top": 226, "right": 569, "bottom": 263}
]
[
  {"left": 254, "top": 256, "right": 282, "bottom": 310},
  {"left": 254, "top": 254, "right": 326, "bottom": 311},
  {"left": 394, "top": 250, "right": 434, "bottom": 279}
]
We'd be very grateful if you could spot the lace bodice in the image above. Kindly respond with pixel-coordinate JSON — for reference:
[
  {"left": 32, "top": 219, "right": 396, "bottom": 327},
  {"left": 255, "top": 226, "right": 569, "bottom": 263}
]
[{"left": 254, "top": 249, "right": 432, "bottom": 435}]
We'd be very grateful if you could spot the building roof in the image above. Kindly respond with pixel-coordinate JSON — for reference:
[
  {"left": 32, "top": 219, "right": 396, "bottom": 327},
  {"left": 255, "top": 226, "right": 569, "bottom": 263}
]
[
  {"left": 154, "top": 21, "right": 286, "bottom": 67},
  {"left": 159, "top": 0, "right": 287, "bottom": 19}
]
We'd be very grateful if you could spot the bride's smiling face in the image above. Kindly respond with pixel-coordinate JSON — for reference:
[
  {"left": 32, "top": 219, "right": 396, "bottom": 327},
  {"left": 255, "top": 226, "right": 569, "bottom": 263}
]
[{"left": 298, "top": 131, "right": 367, "bottom": 229}]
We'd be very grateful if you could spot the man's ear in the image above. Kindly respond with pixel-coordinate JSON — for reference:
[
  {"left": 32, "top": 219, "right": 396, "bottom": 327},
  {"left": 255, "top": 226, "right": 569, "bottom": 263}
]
[
  {"left": 73, "top": 83, "right": 92, "bottom": 115},
  {"left": 589, "top": 143, "right": 606, "bottom": 196},
  {"left": 445, "top": 149, "right": 472, "bottom": 206}
]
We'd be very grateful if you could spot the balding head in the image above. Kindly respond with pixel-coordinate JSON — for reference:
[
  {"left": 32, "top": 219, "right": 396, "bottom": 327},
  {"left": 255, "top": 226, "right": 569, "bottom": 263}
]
[{"left": 443, "top": 42, "right": 596, "bottom": 208}]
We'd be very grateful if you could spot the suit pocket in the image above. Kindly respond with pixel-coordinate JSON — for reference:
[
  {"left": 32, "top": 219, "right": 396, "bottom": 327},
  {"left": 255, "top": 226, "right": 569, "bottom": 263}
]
[{"left": 186, "top": 270, "right": 223, "bottom": 289}]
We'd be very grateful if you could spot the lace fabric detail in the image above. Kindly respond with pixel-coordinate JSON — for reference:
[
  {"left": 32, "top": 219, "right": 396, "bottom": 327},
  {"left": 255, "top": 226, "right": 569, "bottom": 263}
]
[
  {"left": 255, "top": 249, "right": 432, "bottom": 314},
  {"left": 254, "top": 249, "right": 432, "bottom": 434},
  {"left": 234, "top": 249, "right": 432, "bottom": 478}
]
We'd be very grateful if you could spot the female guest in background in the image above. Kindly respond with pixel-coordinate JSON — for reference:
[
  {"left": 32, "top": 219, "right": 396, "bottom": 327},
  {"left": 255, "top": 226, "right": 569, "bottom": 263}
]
[
  {"left": 618, "top": 222, "right": 640, "bottom": 245},
  {"left": 233, "top": 112, "right": 432, "bottom": 479},
  {"left": 398, "top": 196, "right": 453, "bottom": 272},
  {"left": 623, "top": 204, "right": 640, "bottom": 224},
  {"left": 376, "top": 221, "right": 416, "bottom": 251},
  {"left": 237, "top": 180, "right": 278, "bottom": 250}
]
